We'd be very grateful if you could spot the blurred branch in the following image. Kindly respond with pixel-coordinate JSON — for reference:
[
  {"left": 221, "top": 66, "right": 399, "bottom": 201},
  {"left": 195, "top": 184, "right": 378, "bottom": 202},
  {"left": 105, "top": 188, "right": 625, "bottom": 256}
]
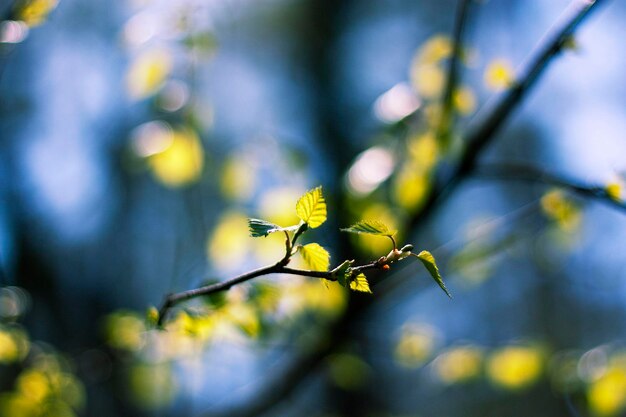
[
  {"left": 436, "top": 0, "right": 472, "bottom": 147},
  {"left": 474, "top": 163, "right": 626, "bottom": 213},
  {"left": 408, "top": 0, "right": 605, "bottom": 232},
  {"left": 157, "top": 260, "right": 381, "bottom": 326}
]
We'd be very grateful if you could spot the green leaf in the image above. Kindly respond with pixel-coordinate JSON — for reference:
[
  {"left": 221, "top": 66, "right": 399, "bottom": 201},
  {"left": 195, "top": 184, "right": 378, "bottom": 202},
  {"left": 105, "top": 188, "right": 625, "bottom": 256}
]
[
  {"left": 416, "top": 250, "right": 452, "bottom": 298},
  {"left": 331, "top": 259, "right": 354, "bottom": 287},
  {"left": 349, "top": 273, "right": 372, "bottom": 294},
  {"left": 341, "top": 220, "right": 397, "bottom": 237},
  {"left": 248, "top": 218, "right": 298, "bottom": 237},
  {"left": 248, "top": 218, "right": 280, "bottom": 237},
  {"left": 296, "top": 186, "right": 327, "bottom": 228},
  {"left": 300, "top": 243, "right": 330, "bottom": 272}
]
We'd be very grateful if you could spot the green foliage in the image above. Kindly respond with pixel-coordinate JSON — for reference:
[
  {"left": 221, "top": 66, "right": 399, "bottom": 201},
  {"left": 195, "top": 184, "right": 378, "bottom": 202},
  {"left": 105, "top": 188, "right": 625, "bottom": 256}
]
[
  {"left": 299, "top": 243, "right": 330, "bottom": 271},
  {"left": 247, "top": 218, "right": 299, "bottom": 237},
  {"left": 416, "top": 250, "right": 452, "bottom": 298},
  {"left": 341, "top": 219, "right": 397, "bottom": 237},
  {"left": 296, "top": 186, "right": 327, "bottom": 228},
  {"left": 331, "top": 260, "right": 355, "bottom": 287},
  {"left": 349, "top": 273, "right": 372, "bottom": 294}
]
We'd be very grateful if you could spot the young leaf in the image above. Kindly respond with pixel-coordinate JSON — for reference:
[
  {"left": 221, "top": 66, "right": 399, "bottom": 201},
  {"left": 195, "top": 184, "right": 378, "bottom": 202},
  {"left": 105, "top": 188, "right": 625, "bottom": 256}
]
[
  {"left": 331, "top": 259, "right": 354, "bottom": 287},
  {"left": 248, "top": 219, "right": 298, "bottom": 237},
  {"left": 300, "top": 243, "right": 330, "bottom": 272},
  {"left": 248, "top": 218, "right": 280, "bottom": 237},
  {"left": 296, "top": 186, "right": 327, "bottom": 228},
  {"left": 416, "top": 250, "right": 452, "bottom": 298},
  {"left": 349, "top": 273, "right": 372, "bottom": 294},
  {"left": 341, "top": 220, "right": 397, "bottom": 237}
]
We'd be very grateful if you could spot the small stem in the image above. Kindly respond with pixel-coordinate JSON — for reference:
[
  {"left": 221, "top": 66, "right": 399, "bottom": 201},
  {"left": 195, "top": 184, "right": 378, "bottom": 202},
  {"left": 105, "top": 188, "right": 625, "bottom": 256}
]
[
  {"left": 156, "top": 260, "right": 383, "bottom": 326},
  {"left": 291, "top": 222, "right": 308, "bottom": 247},
  {"left": 388, "top": 235, "right": 397, "bottom": 251}
]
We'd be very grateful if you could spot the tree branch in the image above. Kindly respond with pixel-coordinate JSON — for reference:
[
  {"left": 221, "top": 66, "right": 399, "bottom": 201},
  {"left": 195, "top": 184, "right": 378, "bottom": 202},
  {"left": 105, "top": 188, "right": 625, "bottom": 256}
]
[
  {"left": 408, "top": 0, "right": 605, "bottom": 232},
  {"left": 157, "top": 260, "right": 382, "bottom": 326},
  {"left": 436, "top": 0, "right": 472, "bottom": 147},
  {"left": 474, "top": 163, "right": 626, "bottom": 212}
]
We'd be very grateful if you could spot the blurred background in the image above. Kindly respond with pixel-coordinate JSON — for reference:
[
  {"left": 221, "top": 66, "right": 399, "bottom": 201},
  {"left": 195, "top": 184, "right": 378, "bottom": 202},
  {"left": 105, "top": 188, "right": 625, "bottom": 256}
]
[{"left": 1, "top": 0, "right": 626, "bottom": 416}]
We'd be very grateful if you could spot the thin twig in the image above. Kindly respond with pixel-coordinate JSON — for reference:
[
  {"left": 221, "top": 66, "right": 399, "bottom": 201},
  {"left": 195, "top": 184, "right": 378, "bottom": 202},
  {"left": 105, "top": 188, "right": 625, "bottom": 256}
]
[
  {"left": 436, "top": 0, "right": 472, "bottom": 147},
  {"left": 157, "top": 261, "right": 382, "bottom": 326},
  {"left": 474, "top": 163, "right": 626, "bottom": 212}
]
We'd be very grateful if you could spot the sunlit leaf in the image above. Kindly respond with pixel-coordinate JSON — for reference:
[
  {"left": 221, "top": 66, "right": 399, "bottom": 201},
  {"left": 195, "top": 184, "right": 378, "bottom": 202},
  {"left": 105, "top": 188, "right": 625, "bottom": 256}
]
[
  {"left": 248, "top": 219, "right": 279, "bottom": 237},
  {"left": 349, "top": 273, "right": 372, "bottom": 294},
  {"left": 300, "top": 243, "right": 330, "bottom": 272},
  {"left": 295, "top": 186, "right": 327, "bottom": 228},
  {"left": 341, "top": 219, "right": 396, "bottom": 237},
  {"left": 416, "top": 250, "right": 451, "bottom": 298}
]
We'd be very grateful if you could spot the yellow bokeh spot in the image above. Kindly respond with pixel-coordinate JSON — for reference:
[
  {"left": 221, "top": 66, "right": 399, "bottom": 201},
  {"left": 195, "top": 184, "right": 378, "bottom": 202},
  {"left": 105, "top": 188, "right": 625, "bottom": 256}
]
[
  {"left": 259, "top": 187, "right": 303, "bottom": 227},
  {"left": 0, "top": 393, "right": 40, "bottom": 417},
  {"left": 408, "top": 131, "right": 439, "bottom": 171},
  {"left": 453, "top": 86, "right": 477, "bottom": 115},
  {"left": 417, "top": 35, "right": 453, "bottom": 64},
  {"left": 486, "top": 345, "right": 544, "bottom": 390},
  {"left": 207, "top": 211, "right": 250, "bottom": 271},
  {"left": 17, "top": 369, "right": 50, "bottom": 403},
  {"left": 394, "top": 323, "right": 438, "bottom": 368},
  {"left": 606, "top": 182, "right": 622, "bottom": 201},
  {"left": 104, "top": 312, "right": 146, "bottom": 351},
  {"left": 393, "top": 167, "right": 430, "bottom": 212},
  {"left": 328, "top": 354, "right": 371, "bottom": 391},
  {"left": 281, "top": 278, "right": 346, "bottom": 317},
  {"left": 484, "top": 59, "right": 515, "bottom": 91},
  {"left": 221, "top": 155, "right": 256, "bottom": 201},
  {"left": 127, "top": 49, "right": 173, "bottom": 100},
  {"left": 433, "top": 345, "right": 483, "bottom": 384},
  {"left": 223, "top": 303, "right": 260, "bottom": 338},
  {"left": 0, "top": 329, "right": 19, "bottom": 363},
  {"left": 541, "top": 189, "right": 581, "bottom": 231},
  {"left": 129, "top": 363, "right": 177, "bottom": 410},
  {"left": 14, "top": 0, "right": 59, "bottom": 27},
  {"left": 588, "top": 368, "right": 626, "bottom": 416},
  {"left": 412, "top": 64, "right": 445, "bottom": 99},
  {"left": 147, "top": 127, "right": 204, "bottom": 187}
]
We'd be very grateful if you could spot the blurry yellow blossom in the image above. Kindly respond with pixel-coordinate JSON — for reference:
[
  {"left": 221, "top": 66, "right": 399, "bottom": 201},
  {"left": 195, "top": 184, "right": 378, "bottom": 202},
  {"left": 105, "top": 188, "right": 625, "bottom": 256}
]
[
  {"left": 17, "top": 369, "right": 50, "bottom": 403},
  {"left": 453, "top": 86, "right": 477, "bottom": 115},
  {"left": 541, "top": 189, "right": 581, "bottom": 231},
  {"left": 259, "top": 187, "right": 303, "bottom": 226},
  {"left": 104, "top": 311, "right": 146, "bottom": 351},
  {"left": 394, "top": 323, "right": 439, "bottom": 368},
  {"left": 129, "top": 363, "right": 178, "bottom": 409},
  {"left": 328, "top": 354, "right": 371, "bottom": 391},
  {"left": 417, "top": 35, "right": 453, "bottom": 64},
  {"left": 433, "top": 345, "right": 483, "bottom": 384},
  {"left": 487, "top": 345, "right": 544, "bottom": 390},
  {"left": 393, "top": 167, "right": 430, "bottom": 212},
  {"left": 13, "top": 0, "right": 59, "bottom": 27},
  {"left": 147, "top": 127, "right": 204, "bottom": 187},
  {"left": 0, "top": 329, "right": 20, "bottom": 363},
  {"left": 221, "top": 155, "right": 256, "bottom": 201},
  {"left": 127, "top": 49, "right": 173, "bottom": 100},
  {"left": 207, "top": 211, "right": 250, "bottom": 270},
  {"left": 412, "top": 64, "right": 445, "bottom": 99},
  {"left": 223, "top": 303, "right": 260, "bottom": 338},
  {"left": 606, "top": 182, "right": 622, "bottom": 201},
  {"left": 408, "top": 132, "right": 439, "bottom": 171},
  {"left": 588, "top": 367, "right": 626, "bottom": 416},
  {"left": 484, "top": 59, "right": 515, "bottom": 91}
]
